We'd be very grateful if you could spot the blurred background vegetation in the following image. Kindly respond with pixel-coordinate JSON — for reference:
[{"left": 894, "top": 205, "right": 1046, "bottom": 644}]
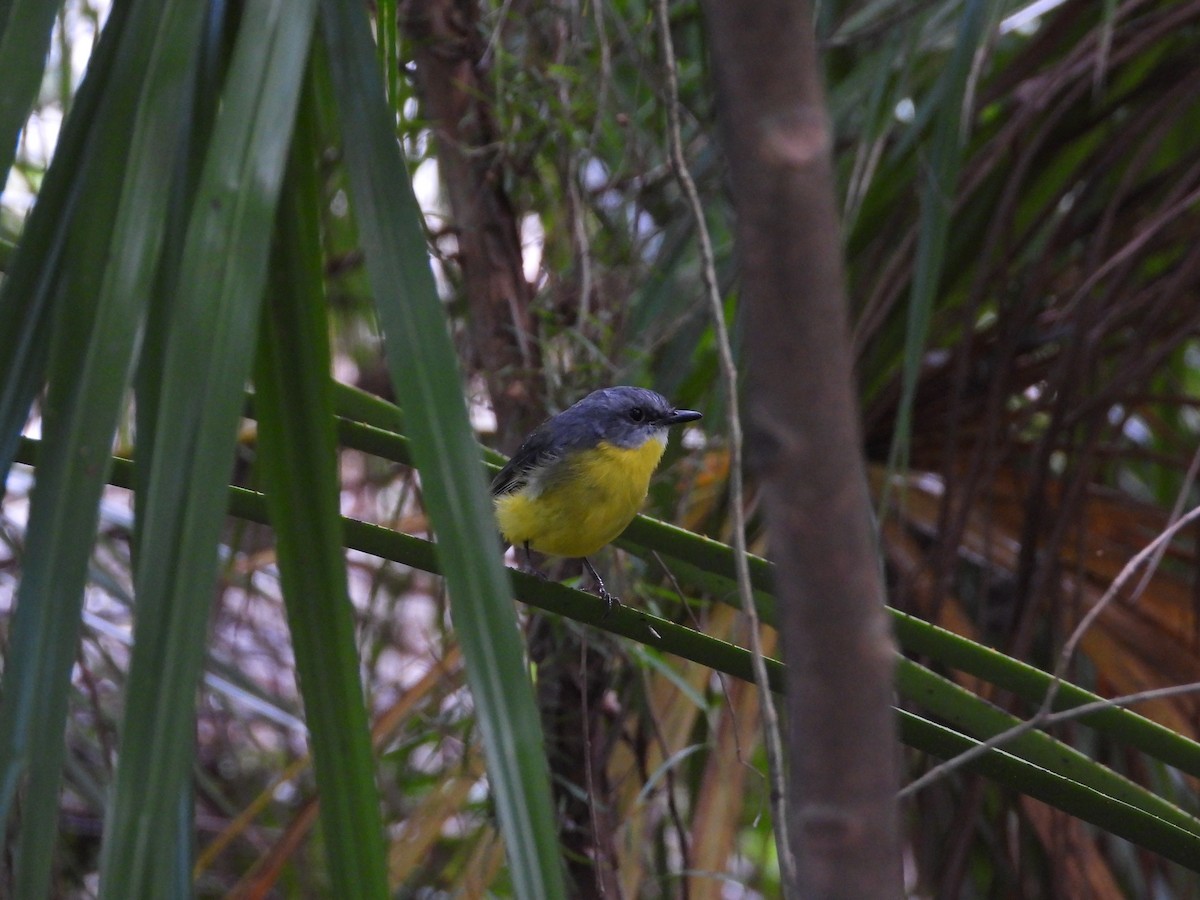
[{"left": 4, "top": 0, "right": 1200, "bottom": 896}]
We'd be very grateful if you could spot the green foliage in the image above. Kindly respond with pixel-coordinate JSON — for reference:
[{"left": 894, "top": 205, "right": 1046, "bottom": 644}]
[
  {"left": 318, "top": 0, "right": 566, "bottom": 893},
  {"left": 251, "top": 75, "right": 389, "bottom": 897},
  {"left": 4, "top": 0, "right": 1200, "bottom": 894}
]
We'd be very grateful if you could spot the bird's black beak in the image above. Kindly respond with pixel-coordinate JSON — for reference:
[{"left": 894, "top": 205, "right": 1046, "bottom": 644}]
[{"left": 665, "top": 408, "right": 702, "bottom": 426}]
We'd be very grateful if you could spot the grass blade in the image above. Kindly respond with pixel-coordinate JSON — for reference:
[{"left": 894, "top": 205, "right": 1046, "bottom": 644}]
[
  {"left": 0, "top": 2, "right": 207, "bottom": 894},
  {"left": 0, "top": 0, "right": 131, "bottom": 485},
  {"left": 250, "top": 76, "right": 389, "bottom": 896},
  {"left": 19, "top": 433, "right": 1200, "bottom": 871},
  {"left": 97, "top": 0, "right": 318, "bottom": 893},
  {"left": 134, "top": 0, "right": 228, "bottom": 533},
  {"left": 313, "top": 383, "right": 1200, "bottom": 786},
  {"left": 884, "top": 0, "right": 988, "bottom": 484},
  {"left": 897, "top": 657, "right": 1200, "bottom": 837},
  {"left": 268, "top": 385, "right": 1200, "bottom": 788},
  {"left": 0, "top": 0, "right": 59, "bottom": 183},
  {"left": 317, "top": 4, "right": 567, "bottom": 894},
  {"left": 898, "top": 711, "right": 1200, "bottom": 872}
]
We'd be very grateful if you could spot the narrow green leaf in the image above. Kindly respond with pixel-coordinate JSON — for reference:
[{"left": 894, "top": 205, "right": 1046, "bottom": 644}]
[
  {"left": 375, "top": 0, "right": 400, "bottom": 113},
  {"left": 98, "top": 0, "right": 318, "bottom": 894},
  {"left": 884, "top": 0, "right": 988, "bottom": 487},
  {"left": 898, "top": 711, "right": 1200, "bottom": 873},
  {"left": 0, "top": 0, "right": 130, "bottom": 485},
  {"left": 135, "top": 0, "right": 229, "bottom": 536},
  {"left": 18, "top": 434, "right": 1200, "bottom": 871},
  {"left": 0, "top": 2, "right": 207, "bottom": 894},
  {"left": 250, "top": 74, "right": 388, "bottom": 896},
  {"left": 318, "top": 4, "right": 568, "bottom": 894},
  {"left": 331, "top": 380, "right": 406, "bottom": 434},
  {"left": 891, "top": 609, "right": 1200, "bottom": 780},
  {"left": 897, "top": 657, "right": 1200, "bottom": 838},
  {"left": 0, "top": 0, "right": 59, "bottom": 184},
  {"left": 262, "top": 386, "right": 1200, "bottom": 788}
]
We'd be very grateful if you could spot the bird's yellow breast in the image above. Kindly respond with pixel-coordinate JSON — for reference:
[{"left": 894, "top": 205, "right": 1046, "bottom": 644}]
[{"left": 494, "top": 436, "right": 667, "bottom": 558}]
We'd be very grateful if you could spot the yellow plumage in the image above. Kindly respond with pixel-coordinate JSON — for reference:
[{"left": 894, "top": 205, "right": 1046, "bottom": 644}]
[{"left": 494, "top": 436, "right": 667, "bottom": 558}]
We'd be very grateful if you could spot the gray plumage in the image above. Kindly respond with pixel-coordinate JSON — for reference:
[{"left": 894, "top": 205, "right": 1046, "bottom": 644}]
[{"left": 490, "top": 386, "right": 700, "bottom": 497}]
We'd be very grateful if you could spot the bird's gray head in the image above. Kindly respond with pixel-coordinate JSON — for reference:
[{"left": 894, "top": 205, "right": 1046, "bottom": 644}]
[{"left": 556, "top": 386, "right": 702, "bottom": 451}]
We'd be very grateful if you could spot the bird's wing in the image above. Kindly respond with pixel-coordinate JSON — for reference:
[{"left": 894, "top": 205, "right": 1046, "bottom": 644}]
[{"left": 490, "top": 426, "right": 562, "bottom": 496}]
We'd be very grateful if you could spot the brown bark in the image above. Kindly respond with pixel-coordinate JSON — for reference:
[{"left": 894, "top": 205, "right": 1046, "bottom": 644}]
[
  {"left": 401, "top": 0, "right": 543, "bottom": 450},
  {"left": 700, "top": 2, "right": 903, "bottom": 896}
]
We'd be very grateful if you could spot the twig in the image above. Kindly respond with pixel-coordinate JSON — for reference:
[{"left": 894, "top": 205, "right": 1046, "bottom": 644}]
[
  {"left": 637, "top": 663, "right": 693, "bottom": 899},
  {"left": 1052, "top": 504, "right": 1200, "bottom": 692},
  {"left": 1129, "top": 442, "right": 1200, "bottom": 602},
  {"left": 901, "top": 678, "right": 1200, "bottom": 801},
  {"left": 653, "top": 548, "right": 750, "bottom": 766},
  {"left": 1040, "top": 680, "right": 1200, "bottom": 729},
  {"left": 901, "top": 502, "right": 1200, "bottom": 798},
  {"left": 652, "top": 0, "right": 796, "bottom": 888},
  {"left": 578, "top": 640, "right": 613, "bottom": 898}
]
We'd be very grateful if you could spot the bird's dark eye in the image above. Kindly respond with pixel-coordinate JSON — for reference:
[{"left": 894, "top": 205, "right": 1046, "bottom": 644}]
[{"left": 628, "top": 406, "right": 645, "bottom": 422}]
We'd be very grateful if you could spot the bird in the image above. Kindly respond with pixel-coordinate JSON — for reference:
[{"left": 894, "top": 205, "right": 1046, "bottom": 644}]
[{"left": 491, "top": 386, "right": 702, "bottom": 614}]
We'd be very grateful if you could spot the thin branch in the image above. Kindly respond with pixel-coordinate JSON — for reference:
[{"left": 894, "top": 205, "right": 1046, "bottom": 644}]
[
  {"left": 1129, "top": 441, "right": 1200, "bottom": 603},
  {"left": 578, "top": 640, "right": 615, "bottom": 899},
  {"left": 901, "top": 677, "right": 1200, "bottom": 801},
  {"left": 1053, "top": 505, "right": 1200, "bottom": 689},
  {"left": 652, "top": 0, "right": 796, "bottom": 888},
  {"left": 1040, "top": 681, "right": 1200, "bottom": 729}
]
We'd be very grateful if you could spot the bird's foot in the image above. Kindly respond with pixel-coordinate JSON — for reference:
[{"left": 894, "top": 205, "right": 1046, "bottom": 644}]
[
  {"left": 597, "top": 585, "right": 621, "bottom": 618},
  {"left": 583, "top": 557, "right": 621, "bottom": 618}
]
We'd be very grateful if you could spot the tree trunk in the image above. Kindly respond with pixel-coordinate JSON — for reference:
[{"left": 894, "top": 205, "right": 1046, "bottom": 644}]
[
  {"left": 402, "top": 0, "right": 544, "bottom": 449},
  {"left": 701, "top": 2, "right": 904, "bottom": 896}
]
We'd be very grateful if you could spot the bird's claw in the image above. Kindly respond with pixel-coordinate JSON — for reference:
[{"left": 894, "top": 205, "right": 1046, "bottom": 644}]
[
  {"left": 598, "top": 587, "right": 621, "bottom": 618},
  {"left": 582, "top": 557, "right": 621, "bottom": 617}
]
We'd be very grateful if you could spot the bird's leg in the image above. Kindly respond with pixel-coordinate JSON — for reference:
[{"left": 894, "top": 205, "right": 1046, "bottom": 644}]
[
  {"left": 582, "top": 557, "right": 621, "bottom": 617},
  {"left": 520, "top": 542, "right": 548, "bottom": 581}
]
